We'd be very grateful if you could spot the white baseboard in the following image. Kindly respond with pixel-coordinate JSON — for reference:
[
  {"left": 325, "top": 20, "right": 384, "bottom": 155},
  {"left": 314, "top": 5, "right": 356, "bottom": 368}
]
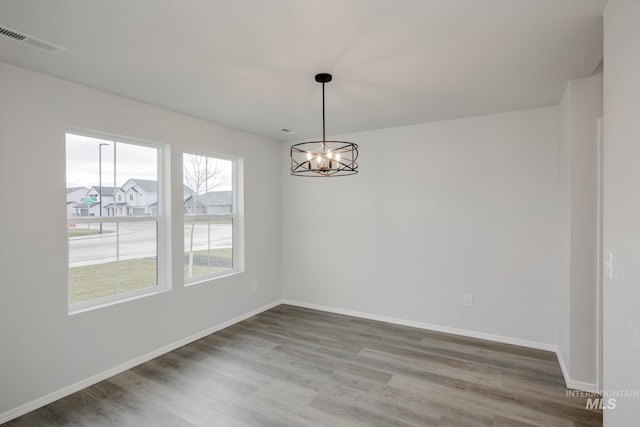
[
  {"left": 0, "top": 299, "right": 281, "bottom": 425},
  {"left": 555, "top": 350, "right": 600, "bottom": 393},
  {"left": 282, "top": 299, "right": 557, "bottom": 352}
]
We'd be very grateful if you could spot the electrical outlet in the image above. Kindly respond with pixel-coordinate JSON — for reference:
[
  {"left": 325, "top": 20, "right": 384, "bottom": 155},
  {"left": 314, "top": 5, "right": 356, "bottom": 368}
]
[
  {"left": 251, "top": 280, "right": 258, "bottom": 291},
  {"left": 464, "top": 294, "right": 473, "bottom": 307}
]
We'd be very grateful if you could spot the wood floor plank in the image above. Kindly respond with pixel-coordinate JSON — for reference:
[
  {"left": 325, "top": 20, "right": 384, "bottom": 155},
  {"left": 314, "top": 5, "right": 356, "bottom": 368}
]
[{"left": 3, "top": 304, "right": 602, "bottom": 426}]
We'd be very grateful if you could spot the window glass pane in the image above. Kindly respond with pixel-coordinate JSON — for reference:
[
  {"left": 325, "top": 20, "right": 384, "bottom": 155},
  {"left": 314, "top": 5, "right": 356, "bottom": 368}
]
[
  {"left": 184, "top": 217, "right": 233, "bottom": 279},
  {"left": 68, "top": 222, "right": 118, "bottom": 304},
  {"left": 66, "top": 133, "right": 161, "bottom": 308},
  {"left": 66, "top": 134, "right": 158, "bottom": 218},
  {"left": 183, "top": 152, "right": 235, "bottom": 282},
  {"left": 118, "top": 221, "right": 158, "bottom": 292},
  {"left": 68, "top": 221, "right": 159, "bottom": 305},
  {"left": 183, "top": 154, "right": 233, "bottom": 212}
]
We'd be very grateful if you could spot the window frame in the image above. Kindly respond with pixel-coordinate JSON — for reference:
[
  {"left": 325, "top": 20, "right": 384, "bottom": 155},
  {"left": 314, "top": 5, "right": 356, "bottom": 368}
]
[
  {"left": 66, "top": 129, "right": 171, "bottom": 314},
  {"left": 182, "top": 150, "right": 243, "bottom": 285}
]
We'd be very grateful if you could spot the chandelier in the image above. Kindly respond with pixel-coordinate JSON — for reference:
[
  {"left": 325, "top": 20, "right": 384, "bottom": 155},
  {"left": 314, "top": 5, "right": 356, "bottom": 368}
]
[{"left": 290, "top": 73, "right": 359, "bottom": 177}]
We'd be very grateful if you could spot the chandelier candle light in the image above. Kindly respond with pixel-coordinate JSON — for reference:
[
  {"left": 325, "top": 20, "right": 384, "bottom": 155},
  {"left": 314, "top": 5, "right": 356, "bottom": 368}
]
[{"left": 290, "top": 73, "right": 359, "bottom": 176}]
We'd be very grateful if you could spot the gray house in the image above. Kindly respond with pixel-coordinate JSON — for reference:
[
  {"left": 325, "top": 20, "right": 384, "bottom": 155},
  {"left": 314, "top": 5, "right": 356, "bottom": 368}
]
[
  {"left": 97, "top": 179, "right": 194, "bottom": 216},
  {"left": 66, "top": 186, "right": 89, "bottom": 216},
  {"left": 184, "top": 190, "right": 232, "bottom": 214}
]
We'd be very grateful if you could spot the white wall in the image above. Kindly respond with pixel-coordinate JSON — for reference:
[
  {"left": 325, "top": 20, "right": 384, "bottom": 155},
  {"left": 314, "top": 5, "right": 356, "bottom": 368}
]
[
  {"left": 557, "top": 81, "right": 572, "bottom": 382},
  {"left": 282, "top": 107, "right": 563, "bottom": 347},
  {"left": 569, "top": 75, "right": 602, "bottom": 388},
  {"left": 557, "top": 74, "right": 603, "bottom": 389},
  {"left": 0, "top": 62, "right": 281, "bottom": 418},
  {"left": 603, "top": 0, "right": 640, "bottom": 423}
]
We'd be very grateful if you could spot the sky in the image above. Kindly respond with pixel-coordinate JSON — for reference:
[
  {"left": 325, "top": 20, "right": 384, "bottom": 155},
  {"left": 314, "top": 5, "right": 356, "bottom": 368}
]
[
  {"left": 66, "top": 133, "right": 157, "bottom": 189},
  {"left": 66, "top": 133, "right": 232, "bottom": 192}
]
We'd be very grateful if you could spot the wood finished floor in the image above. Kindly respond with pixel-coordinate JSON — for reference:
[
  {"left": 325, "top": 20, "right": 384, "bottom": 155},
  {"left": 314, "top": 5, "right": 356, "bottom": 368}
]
[{"left": 5, "top": 305, "right": 602, "bottom": 427}]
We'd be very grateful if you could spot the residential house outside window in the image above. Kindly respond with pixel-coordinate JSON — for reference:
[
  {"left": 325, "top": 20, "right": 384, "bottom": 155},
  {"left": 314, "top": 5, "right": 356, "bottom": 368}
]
[
  {"left": 183, "top": 152, "right": 241, "bottom": 283},
  {"left": 66, "top": 132, "right": 169, "bottom": 312}
]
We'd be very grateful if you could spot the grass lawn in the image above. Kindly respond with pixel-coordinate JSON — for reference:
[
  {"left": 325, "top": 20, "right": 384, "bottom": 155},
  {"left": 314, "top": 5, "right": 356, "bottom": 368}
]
[
  {"left": 184, "top": 247, "right": 233, "bottom": 279},
  {"left": 69, "top": 248, "right": 233, "bottom": 304},
  {"left": 191, "top": 248, "right": 232, "bottom": 259},
  {"left": 69, "top": 258, "right": 157, "bottom": 304}
]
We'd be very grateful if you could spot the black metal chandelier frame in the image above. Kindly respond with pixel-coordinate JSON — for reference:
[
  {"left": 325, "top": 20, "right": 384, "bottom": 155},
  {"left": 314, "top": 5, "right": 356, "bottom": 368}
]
[{"left": 290, "top": 73, "right": 359, "bottom": 177}]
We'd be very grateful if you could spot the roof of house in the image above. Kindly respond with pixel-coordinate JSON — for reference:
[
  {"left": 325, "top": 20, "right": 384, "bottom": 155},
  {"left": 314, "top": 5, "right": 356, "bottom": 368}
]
[
  {"left": 185, "top": 190, "right": 232, "bottom": 206},
  {"left": 77, "top": 179, "right": 193, "bottom": 198},
  {"left": 88, "top": 186, "right": 115, "bottom": 196},
  {"left": 127, "top": 178, "right": 157, "bottom": 193},
  {"left": 126, "top": 178, "right": 193, "bottom": 195},
  {"left": 66, "top": 186, "right": 88, "bottom": 193}
]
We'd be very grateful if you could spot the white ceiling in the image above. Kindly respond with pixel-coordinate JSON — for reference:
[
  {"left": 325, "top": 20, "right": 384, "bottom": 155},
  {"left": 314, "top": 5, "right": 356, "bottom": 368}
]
[{"left": 0, "top": 0, "right": 607, "bottom": 142}]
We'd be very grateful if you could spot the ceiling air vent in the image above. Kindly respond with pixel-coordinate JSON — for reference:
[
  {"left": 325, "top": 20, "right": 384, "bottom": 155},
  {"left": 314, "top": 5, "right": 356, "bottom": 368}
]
[{"left": 0, "top": 25, "right": 66, "bottom": 54}]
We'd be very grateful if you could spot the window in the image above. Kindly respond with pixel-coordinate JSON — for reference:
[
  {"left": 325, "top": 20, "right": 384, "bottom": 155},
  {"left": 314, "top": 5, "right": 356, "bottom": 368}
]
[
  {"left": 183, "top": 152, "right": 240, "bottom": 283},
  {"left": 66, "top": 132, "right": 168, "bottom": 312}
]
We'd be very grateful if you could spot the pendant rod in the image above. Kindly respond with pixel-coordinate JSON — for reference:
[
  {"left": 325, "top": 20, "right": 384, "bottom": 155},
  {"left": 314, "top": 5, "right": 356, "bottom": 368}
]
[
  {"left": 322, "top": 81, "right": 326, "bottom": 142},
  {"left": 315, "top": 73, "right": 332, "bottom": 143}
]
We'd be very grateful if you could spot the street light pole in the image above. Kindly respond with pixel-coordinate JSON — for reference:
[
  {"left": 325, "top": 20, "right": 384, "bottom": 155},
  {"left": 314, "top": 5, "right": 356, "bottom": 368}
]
[{"left": 98, "top": 142, "right": 109, "bottom": 233}]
